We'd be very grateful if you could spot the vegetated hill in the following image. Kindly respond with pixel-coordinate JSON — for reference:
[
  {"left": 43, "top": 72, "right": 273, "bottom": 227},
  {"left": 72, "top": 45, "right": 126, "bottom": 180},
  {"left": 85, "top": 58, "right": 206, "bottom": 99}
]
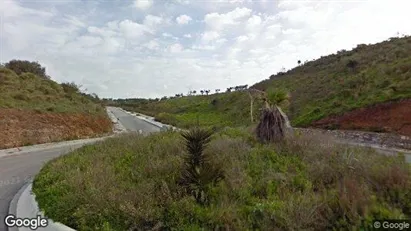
[
  {"left": 109, "top": 35, "right": 411, "bottom": 136},
  {"left": 0, "top": 61, "right": 112, "bottom": 149}
]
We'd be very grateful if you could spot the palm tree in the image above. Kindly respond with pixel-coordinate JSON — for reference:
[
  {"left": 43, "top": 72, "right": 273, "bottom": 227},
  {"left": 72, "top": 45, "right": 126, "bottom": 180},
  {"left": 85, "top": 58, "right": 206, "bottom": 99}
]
[
  {"left": 247, "top": 88, "right": 290, "bottom": 143},
  {"left": 200, "top": 90, "right": 204, "bottom": 95}
]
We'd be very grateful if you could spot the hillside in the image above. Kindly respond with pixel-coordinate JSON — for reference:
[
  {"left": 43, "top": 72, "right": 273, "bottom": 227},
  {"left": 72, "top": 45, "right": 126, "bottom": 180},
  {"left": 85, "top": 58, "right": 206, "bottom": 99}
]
[
  {"left": 0, "top": 62, "right": 112, "bottom": 149},
  {"left": 109, "top": 35, "right": 411, "bottom": 136}
]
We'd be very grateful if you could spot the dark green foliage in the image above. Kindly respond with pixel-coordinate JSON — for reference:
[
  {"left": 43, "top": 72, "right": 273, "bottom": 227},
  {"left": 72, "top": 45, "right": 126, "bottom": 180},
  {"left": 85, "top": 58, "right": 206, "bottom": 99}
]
[
  {"left": 5, "top": 59, "right": 49, "bottom": 79},
  {"left": 179, "top": 128, "right": 224, "bottom": 205},
  {"left": 346, "top": 59, "right": 359, "bottom": 69},
  {"left": 61, "top": 82, "right": 81, "bottom": 95}
]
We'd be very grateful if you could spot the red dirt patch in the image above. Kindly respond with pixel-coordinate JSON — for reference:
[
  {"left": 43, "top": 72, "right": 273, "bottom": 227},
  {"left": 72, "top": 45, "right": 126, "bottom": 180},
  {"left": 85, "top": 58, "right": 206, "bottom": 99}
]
[
  {"left": 311, "top": 99, "right": 411, "bottom": 136},
  {"left": 0, "top": 109, "right": 113, "bottom": 149}
]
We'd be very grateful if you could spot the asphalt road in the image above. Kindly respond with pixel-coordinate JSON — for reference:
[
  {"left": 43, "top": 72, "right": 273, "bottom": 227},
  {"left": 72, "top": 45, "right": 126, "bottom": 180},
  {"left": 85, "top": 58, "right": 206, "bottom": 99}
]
[
  {"left": 108, "top": 107, "right": 161, "bottom": 134},
  {"left": 0, "top": 107, "right": 160, "bottom": 231}
]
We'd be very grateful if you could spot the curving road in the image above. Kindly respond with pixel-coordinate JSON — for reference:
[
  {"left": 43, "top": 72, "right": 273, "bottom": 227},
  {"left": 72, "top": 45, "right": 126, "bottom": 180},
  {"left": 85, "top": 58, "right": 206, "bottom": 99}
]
[
  {"left": 0, "top": 107, "right": 410, "bottom": 231},
  {"left": 0, "top": 107, "right": 160, "bottom": 231}
]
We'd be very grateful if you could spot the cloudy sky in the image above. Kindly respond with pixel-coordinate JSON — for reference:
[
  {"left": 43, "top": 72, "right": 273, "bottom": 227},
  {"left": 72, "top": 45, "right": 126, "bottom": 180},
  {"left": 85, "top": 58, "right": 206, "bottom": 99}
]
[{"left": 1, "top": 0, "right": 410, "bottom": 99}]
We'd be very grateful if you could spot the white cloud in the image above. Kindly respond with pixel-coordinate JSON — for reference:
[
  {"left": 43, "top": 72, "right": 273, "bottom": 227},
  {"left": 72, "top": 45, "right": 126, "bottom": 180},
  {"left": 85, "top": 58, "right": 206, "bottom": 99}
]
[
  {"left": 173, "top": 0, "right": 190, "bottom": 4},
  {"left": 246, "top": 15, "right": 262, "bottom": 28},
  {"left": 144, "top": 40, "right": 160, "bottom": 50},
  {"left": 192, "top": 45, "right": 215, "bottom": 50},
  {"left": 143, "top": 15, "right": 163, "bottom": 28},
  {"left": 168, "top": 43, "right": 184, "bottom": 53},
  {"left": 133, "top": 0, "right": 153, "bottom": 10},
  {"left": 201, "top": 31, "right": 220, "bottom": 42},
  {"left": 176, "top": 14, "right": 192, "bottom": 25},
  {"left": 2, "top": 0, "right": 411, "bottom": 99},
  {"left": 236, "top": 35, "right": 249, "bottom": 42},
  {"left": 76, "top": 35, "right": 103, "bottom": 47},
  {"left": 204, "top": 7, "right": 252, "bottom": 31},
  {"left": 118, "top": 20, "right": 152, "bottom": 38}
]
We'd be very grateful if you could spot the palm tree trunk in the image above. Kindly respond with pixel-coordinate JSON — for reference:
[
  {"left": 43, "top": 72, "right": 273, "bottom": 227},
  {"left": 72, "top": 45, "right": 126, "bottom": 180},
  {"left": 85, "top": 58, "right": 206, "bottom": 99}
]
[{"left": 248, "top": 92, "right": 254, "bottom": 123}]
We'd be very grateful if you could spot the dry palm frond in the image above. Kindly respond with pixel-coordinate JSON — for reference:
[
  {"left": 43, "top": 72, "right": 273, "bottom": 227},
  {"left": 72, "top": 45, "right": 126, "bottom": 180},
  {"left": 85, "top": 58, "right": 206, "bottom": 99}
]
[{"left": 256, "top": 105, "right": 286, "bottom": 143}]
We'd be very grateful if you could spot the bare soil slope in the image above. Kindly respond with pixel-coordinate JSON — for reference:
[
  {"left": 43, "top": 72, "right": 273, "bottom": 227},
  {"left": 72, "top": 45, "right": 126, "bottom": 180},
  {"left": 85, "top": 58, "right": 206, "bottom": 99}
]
[
  {"left": 0, "top": 109, "right": 112, "bottom": 149},
  {"left": 0, "top": 63, "right": 112, "bottom": 149},
  {"left": 311, "top": 99, "right": 411, "bottom": 136}
]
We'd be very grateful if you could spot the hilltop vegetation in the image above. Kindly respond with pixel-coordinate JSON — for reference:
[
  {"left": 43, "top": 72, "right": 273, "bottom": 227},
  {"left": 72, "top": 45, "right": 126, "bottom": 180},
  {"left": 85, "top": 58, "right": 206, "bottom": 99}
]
[
  {"left": 108, "top": 35, "right": 411, "bottom": 135},
  {"left": 0, "top": 61, "right": 103, "bottom": 114},
  {"left": 0, "top": 60, "right": 112, "bottom": 148}
]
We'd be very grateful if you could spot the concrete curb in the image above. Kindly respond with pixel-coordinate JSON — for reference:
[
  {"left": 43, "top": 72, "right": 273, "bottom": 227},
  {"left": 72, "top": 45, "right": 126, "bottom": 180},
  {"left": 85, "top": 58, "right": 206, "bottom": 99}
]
[
  {"left": 0, "top": 136, "right": 113, "bottom": 159},
  {"left": 7, "top": 182, "right": 29, "bottom": 231},
  {"left": 106, "top": 107, "right": 128, "bottom": 133},
  {"left": 8, "top": 182, "right": 75, "bottom": 231}
]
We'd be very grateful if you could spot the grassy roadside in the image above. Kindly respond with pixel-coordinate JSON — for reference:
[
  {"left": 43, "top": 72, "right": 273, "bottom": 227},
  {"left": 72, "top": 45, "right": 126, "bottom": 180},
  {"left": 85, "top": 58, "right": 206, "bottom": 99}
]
[{"left": 33, "top": 128, "right": 411, "bottom": 230}]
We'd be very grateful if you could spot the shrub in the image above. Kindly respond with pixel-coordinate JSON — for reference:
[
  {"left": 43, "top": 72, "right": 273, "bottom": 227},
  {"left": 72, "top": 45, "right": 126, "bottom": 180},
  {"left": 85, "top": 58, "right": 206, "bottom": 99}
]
[
  {"left": 179, "top": 128, "right": 224, "bottom": 205},
  {"left": 13, "top": 93, "right": 30, "bottom": 101},
  {"left": 61, "top": 82, "right": 81, "bottom": 94},
  {"left": 5, "top": 59, "right": 49, "bottom": 79}
]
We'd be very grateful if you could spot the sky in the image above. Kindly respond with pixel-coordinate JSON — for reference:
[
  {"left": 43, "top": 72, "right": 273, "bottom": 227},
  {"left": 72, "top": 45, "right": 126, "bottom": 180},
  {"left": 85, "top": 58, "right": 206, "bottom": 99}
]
[{"left": 1, "top": 0, "right": 410, "bottom": 99}]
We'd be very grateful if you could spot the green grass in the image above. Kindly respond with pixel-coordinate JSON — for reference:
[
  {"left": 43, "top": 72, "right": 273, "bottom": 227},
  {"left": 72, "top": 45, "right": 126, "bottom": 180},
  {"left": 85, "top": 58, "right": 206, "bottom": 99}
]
[
  {"left": 0, "top": 67, "right": 105, "bottom": 115},
  {"left": 33, "top": 129, "right": 411, "bottom": 230},
  {"left": 108, "top": 36, "right": 411, "bottom": 129},
  {"left": 118, "top": 91, "right": 266, "bottom": 130}
]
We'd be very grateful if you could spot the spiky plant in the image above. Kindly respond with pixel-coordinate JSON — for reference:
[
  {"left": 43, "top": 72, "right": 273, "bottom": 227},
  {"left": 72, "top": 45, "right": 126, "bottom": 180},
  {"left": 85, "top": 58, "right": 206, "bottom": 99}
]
[{"left": 179, "top": 127, "right": 224, "bottom": 205}]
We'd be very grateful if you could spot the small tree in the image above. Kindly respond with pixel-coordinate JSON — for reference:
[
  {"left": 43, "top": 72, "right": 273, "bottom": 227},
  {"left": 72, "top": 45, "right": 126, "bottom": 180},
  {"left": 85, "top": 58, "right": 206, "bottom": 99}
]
[
  {"left": 346, "top": 59, "right": 358, "bottom": 70},
  {"left": 200, "top": 90, "right": 204, "bottom": 95},
  {"left": 61, "top": 82, "right": 81, "bottom": 94},
  {"left": 179, "top": 127, "right": 224, "bottom": 205},
  {"left": 5, "top": 60, "right": 49, "bottom": 79},
  {"left": 298, "top": 60, "right": 301, "bottom": 65}
]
